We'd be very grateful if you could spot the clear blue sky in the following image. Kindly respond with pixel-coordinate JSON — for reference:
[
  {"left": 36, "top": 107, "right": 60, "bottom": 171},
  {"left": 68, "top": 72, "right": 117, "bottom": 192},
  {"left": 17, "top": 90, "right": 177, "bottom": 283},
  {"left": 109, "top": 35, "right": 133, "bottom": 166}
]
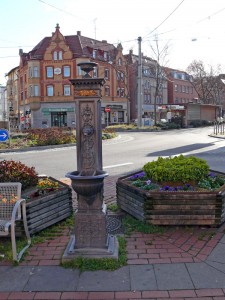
[{"left": 1, "top": 0, "right": 225, "bottom": 84}]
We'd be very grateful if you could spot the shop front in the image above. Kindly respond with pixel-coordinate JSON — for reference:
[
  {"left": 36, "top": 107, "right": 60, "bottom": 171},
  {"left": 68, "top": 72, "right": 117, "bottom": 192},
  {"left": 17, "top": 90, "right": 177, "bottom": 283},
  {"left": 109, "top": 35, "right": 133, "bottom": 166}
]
[
  {"left": 31, "top": 104, "right": 75, "bottom": 128},
  {"left": 102, "top": 103, "right": 128, "bottom": 125}
]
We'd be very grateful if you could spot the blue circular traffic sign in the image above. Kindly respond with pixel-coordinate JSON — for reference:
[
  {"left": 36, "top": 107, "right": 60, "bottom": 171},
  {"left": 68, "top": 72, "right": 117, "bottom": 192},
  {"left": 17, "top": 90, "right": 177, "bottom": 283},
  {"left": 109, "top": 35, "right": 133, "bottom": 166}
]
[{"left": 0, "top": 129, "right": 9, "bottom": 142}]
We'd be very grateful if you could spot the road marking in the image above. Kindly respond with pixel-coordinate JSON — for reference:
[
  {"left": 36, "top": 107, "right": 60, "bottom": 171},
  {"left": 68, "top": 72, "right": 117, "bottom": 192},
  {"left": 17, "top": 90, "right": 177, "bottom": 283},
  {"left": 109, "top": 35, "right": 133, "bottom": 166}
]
[{"left": 103, "top": 162, "right": 133, "bottom": 169}]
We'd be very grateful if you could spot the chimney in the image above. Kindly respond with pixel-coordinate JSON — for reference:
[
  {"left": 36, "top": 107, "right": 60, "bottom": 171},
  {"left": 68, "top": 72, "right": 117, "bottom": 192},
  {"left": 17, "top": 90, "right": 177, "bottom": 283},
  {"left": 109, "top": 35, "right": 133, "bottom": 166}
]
[
  {"left": 77, "top": 31, "right": 81, "bottom": 36},
  {"left": 129, "top": 49, "right": 133, "bottom": 55},
  {"left": 102, "top": 40, "right": 107, "bottom": 43},
  {"left": 19, "top": 49, "right": 23, "bottom": 56}
]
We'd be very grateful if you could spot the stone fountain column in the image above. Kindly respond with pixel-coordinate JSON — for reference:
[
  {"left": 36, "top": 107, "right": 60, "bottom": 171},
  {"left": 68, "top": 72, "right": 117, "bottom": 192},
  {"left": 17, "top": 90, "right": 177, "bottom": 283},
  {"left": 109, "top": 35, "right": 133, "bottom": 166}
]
[{"left": 63, "top": 62, "right": 118, "bottom": 260}]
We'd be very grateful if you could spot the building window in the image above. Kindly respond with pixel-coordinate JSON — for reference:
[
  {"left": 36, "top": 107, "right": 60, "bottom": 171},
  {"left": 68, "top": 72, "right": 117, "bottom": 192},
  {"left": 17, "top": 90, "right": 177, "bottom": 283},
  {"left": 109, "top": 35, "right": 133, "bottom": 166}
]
[
  {"left": 63, "top": 66, "right": 70, "bottom": 77},
  {"left": 104, "top": 68, "right": 109, "bottom": 80},
  {"left": 29, "top": 85, "right": 32, "bottom": 97},
  {"left": 120, "top": 88, "right": 125, "bottom": 97},
  {"left": 93, "top": 49, "right": 97, "bottom": 58},
  {"left": 33, "top": 66, "right": 39, "bottom": 77},
  {"left": 64, "top": 85, "right": 70, "bottom": 96},
  {"left": 118, "top": 58, "right": 122, "bottom": 66},
  {"left": 34, "top": 85, "right": 39, "bottom": 96},
  {"left": 29, "top": 66, "right": 39, "bottom": 77},
  {"left": 121, "top": 72, "right": 124, "bottom": 81},
  {"left": 104, "top": 51, "right": 108, "bottom": 61},
  {"left": 46, "top": 67, "right": 53, "bottom": 78},
  {"left": 93, "top": 67, "right": 98, "bottom": 78},
  {"left": 78, "top": 66, "right": 85, "bottom": 76},
  {"left": 47, "top": 85, "right": 54, "bottom": 96},
  {"left": 105, "top": 85, "right": 110, "bottom": 96},
  {"left": 53, "top": 51, "right": 63, "bottom": 60},
  {"left": 29, "top": 67, "right": 33, "bottom": 78},
  {"left": 117, "top": 71, "right": 121, "bottom": 81},
  {"left": 29, "top": 85, "right": 39, "bottom": 96},
  {"left": 174, "top": 84, "right": 178, "bottom": 91},
  {"left": 117, "top": 88, "right": 120, "bottom": 97}
]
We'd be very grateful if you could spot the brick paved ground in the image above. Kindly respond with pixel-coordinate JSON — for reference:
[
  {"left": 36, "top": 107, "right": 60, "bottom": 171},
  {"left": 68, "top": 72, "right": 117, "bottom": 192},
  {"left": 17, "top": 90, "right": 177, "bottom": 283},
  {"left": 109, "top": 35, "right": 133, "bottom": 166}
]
[
  {"left": 1, "top": 175, "right": 225, "bottom": 299},
  {"left": 1, "top": 288, "right": 225, "bottom": 299}
]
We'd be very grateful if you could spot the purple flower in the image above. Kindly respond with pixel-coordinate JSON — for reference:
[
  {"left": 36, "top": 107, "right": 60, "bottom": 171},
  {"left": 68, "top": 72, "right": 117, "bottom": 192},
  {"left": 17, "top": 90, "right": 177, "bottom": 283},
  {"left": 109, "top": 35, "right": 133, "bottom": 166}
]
[
  {"left": 146, "top": 180, "right": 151, "bottom": 185},
  {"left": 129, "top": 171, "right": 146, "bottom": 180}
]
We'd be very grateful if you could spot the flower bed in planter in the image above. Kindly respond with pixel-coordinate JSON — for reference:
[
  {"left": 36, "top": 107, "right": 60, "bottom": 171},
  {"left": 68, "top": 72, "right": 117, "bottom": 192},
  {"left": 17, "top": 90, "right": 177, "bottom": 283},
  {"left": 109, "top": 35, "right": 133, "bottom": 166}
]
[
  {"left": 117, "top": 170, "right": 225, "bottom": 227},
  {"left": 16, "top": 177, "right": 72, "bottom": 236}
]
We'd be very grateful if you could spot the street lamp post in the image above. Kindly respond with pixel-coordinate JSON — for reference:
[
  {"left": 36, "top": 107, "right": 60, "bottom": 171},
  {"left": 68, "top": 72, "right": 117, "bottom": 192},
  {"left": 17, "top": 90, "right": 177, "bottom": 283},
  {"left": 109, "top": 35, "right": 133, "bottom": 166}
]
[{"left": 137, "top": 37, "right": 142, "bottom": 128}]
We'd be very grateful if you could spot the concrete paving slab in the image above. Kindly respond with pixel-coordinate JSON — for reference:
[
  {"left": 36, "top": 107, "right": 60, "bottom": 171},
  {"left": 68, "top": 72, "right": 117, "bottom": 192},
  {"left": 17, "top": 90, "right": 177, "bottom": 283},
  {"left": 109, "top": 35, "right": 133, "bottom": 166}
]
[
  {"left": 77, "top": 266, "right": 130, "bottom": 291},
  {"left": 130, "top": 265, "right": 157, "bottom": 291},
  {"left": 206, "top": 261, "right": 225, "bottom": 274},
  {"left": 24, "top": 266, "right": 79, "bottom": 291},
  {"left": 154, "top": 263, "right": 194, "bottom": 290},
  {"left": 206, "top": 242, "right": 225, "bottom": 263},
  {"left": 186, "top": 262, "right": 225, "bottom": 288},
  {"left": 0, "top": 266, "right": 33, "bottom": 292},
  {"left": 218, "top": 235, "right": 225, "bottom": 244}
]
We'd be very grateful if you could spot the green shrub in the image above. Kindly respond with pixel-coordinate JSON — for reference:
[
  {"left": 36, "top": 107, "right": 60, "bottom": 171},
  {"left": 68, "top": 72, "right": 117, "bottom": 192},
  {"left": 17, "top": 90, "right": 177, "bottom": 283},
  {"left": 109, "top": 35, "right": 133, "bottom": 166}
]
[
  {"left": 0, "top": 160, "right": 38, "bottom": 190},
  {"left": 143, "top": 155, "right": 210, "bottom": 183}
]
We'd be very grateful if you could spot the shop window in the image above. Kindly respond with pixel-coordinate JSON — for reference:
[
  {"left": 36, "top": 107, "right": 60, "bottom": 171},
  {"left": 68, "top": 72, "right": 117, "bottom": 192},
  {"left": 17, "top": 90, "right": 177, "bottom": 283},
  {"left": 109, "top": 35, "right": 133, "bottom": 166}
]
[
  {"left": 51, "top": 112, "right": 67, "bottom": 127},
  {"left": 47, "top": 85, "right": 54, "bottom": 96},
  {"left": 63, "top": 66, "right": 70, "bottom": 77},
  {"left": 118, "top": 111, "right": 124, "bottom": 122},
  {"left": 64, "top": 85, "right": 70, "bottom": 96},
  {"left": 46, "top": 67, "right": 53, "bottom": 78}
]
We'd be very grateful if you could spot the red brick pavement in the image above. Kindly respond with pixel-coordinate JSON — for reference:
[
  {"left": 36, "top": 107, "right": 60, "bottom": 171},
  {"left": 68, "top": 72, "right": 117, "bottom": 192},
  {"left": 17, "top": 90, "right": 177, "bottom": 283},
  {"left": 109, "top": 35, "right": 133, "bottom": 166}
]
[
  {"left": 0, "top": 220, "right": 224, "bottom": 267},
  {"left": 1, "top": 288, "right": 225, "bottom": 299},
  {"left": 1, "top": 176, "right": 225, "bottom": 299},
  {"left": 126, "top": 224, "right": 225, "bottom": 264}
]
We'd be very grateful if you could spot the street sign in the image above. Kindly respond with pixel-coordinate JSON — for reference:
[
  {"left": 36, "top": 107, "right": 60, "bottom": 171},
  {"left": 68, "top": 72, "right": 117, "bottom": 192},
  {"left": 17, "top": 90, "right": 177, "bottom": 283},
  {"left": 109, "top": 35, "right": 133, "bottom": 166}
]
[
  {"left": 0, "top": 129, "right": 9, "bottom": 142},
  {"left": 105, "top": 107, "right": 110, "bottom": 113}
]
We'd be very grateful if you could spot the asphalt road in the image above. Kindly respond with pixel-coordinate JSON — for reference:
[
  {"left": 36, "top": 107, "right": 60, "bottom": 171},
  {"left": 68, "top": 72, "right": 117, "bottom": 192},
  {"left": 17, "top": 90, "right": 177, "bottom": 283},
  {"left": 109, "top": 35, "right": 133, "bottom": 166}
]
[{"left": 0, "top": 126, "right": 224, "bottom": 179}]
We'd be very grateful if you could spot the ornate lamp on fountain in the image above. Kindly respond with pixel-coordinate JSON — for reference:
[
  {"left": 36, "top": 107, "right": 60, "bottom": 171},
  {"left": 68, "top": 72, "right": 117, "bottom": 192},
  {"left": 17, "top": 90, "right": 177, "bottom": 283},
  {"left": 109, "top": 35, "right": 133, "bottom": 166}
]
[{"left": 63, "top": 62, "right": 118, "bottom": 260}]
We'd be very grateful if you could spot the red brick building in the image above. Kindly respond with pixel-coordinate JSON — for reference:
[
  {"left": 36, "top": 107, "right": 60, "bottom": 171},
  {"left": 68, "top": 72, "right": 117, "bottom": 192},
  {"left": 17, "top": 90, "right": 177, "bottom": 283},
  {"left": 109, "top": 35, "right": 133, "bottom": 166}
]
[{"left": 17, "top": 24, "right": 129, "bottom": 128}]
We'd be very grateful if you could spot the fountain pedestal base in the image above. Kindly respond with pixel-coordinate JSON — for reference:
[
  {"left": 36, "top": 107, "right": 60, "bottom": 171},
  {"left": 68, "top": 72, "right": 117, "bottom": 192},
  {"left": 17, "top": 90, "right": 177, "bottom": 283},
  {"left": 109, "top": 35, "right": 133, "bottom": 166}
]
[{"left": 62, "top": 233, "right": 118, "bottom": 261}]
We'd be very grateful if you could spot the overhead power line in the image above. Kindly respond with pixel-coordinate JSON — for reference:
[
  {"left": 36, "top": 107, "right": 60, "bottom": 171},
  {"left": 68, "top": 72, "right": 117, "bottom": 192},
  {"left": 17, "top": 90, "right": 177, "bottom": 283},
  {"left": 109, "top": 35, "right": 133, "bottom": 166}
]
[{"left": 143, "top": 0, "right": 185, "bottom": 39}]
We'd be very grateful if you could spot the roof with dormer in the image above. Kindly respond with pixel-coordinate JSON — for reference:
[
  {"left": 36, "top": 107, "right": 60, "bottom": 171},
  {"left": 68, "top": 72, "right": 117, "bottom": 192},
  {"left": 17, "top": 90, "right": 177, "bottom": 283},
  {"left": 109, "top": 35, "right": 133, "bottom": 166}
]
[{"left": 20, "top": 24, "right": 118, "bottom": 65}]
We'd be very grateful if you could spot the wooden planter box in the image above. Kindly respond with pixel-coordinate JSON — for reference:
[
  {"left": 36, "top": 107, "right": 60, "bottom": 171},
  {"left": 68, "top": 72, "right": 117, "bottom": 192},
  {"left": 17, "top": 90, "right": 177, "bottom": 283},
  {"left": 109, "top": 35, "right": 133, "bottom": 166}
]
[
  {"left": 16, "top": 177, "right": 73, "bottom": 235},
  {"left": 117, "top": 171, "right": 225, "bottom": 227}
]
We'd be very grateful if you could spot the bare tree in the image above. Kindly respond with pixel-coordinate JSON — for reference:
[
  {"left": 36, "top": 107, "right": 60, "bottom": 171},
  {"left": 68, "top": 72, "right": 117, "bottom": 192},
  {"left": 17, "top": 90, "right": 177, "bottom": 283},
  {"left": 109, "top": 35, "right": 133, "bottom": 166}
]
[
  {"left": 187, "top": 60, "right": 225, "bottom": 105},
  {"left": 148, "top": 34, "right": 169, "bottom": 125}
]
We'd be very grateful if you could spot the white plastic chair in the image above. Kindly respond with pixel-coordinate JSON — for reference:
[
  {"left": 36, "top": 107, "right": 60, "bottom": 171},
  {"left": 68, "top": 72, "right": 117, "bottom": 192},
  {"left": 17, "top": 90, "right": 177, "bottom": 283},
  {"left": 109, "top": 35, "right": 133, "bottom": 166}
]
[{"left": 0, "top": 182, "right": 31, "bottom": 262}]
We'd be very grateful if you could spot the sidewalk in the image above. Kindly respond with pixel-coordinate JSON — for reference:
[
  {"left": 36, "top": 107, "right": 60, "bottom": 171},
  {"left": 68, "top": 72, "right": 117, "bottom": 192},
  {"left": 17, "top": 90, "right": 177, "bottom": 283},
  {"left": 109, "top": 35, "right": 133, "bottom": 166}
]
[{"left": 1, "top": 176, "right": 225, "bottom": 299}]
